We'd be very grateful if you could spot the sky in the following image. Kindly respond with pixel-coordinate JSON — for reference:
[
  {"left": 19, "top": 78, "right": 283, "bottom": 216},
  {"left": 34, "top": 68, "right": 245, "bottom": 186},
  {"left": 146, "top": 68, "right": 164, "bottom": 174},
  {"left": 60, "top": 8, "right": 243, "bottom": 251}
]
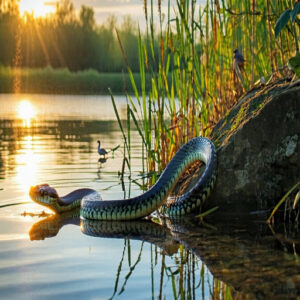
[
  {"left": 71, "top": 0, "right": 147, "bottom": 25},
  {"left": 20, "top": 0, "right": 206, "bottom": 29}
]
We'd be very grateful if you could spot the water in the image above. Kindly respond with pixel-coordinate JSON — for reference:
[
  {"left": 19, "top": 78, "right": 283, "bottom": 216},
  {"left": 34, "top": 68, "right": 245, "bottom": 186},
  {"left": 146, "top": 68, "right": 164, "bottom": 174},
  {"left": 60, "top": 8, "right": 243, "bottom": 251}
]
[{"left": 0, "top": 94, "right": 300, "bottom": 299}]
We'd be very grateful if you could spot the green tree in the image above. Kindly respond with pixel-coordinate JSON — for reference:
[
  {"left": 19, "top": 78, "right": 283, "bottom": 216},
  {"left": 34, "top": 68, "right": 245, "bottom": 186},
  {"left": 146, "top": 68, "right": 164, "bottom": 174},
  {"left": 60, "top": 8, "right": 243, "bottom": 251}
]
[
  {"left": 118, "top": 15, "right": 139, "bottom": 71},
  {"left": 55, "top": 0, "right": 75, "bottom": 24},
  {"left": 80, "top": 5, "right": 95, "bottom": 30},
  {"left": 0, "top": 0, "right": 20, "bottom": 66},
  {"left": 0, "top": 0, "right": 146, "bottom": 72}
]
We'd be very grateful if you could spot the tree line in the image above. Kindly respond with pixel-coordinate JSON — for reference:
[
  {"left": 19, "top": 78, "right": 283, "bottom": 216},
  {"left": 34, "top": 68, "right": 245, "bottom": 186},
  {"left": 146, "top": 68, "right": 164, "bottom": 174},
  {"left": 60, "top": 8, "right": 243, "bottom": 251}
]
[{"left": 0, "top": 0, "right": 143, "bottom": 72}]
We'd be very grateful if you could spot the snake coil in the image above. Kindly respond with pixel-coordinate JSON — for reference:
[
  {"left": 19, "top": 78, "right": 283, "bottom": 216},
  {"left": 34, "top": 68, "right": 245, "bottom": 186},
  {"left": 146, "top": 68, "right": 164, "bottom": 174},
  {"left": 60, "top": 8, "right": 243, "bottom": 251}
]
[{"left": 30, "top": 137, "right": 217, "bottom": 220}]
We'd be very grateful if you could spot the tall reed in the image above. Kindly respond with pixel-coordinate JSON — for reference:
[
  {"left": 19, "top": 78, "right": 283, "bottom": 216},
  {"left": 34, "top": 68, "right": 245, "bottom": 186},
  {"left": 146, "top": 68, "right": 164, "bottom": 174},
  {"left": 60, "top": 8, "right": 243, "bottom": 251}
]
[{"left": 116, "top": 0, "right": 297, "bottom": 177}]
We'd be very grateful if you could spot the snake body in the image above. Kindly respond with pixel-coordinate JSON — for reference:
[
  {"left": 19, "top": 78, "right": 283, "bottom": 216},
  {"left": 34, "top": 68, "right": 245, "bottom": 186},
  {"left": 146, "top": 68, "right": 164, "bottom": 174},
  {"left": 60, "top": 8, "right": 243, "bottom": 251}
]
[{"left": 29, "top": 137, "right": 217, "bottom": 220}]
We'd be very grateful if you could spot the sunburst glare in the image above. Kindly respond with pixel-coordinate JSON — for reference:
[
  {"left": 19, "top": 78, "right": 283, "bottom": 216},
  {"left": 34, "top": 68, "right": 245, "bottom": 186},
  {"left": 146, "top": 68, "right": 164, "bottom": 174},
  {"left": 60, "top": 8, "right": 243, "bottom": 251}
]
[
  {"left": 19, "top": 0, "right": 55, "bottom": 18},
  {"left": 17, "top": 99, "right": 36, "bottom": 127}
]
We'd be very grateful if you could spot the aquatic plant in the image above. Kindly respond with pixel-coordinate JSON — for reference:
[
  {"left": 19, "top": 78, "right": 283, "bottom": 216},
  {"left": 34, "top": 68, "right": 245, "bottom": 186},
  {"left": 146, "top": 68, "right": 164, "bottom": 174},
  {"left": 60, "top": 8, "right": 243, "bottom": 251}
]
[
  {"left": 267, "top": 181, "right": 300, "bottom": 224},
  {"left": 115, "top": 0, "right": 298, "bottom": 178}
]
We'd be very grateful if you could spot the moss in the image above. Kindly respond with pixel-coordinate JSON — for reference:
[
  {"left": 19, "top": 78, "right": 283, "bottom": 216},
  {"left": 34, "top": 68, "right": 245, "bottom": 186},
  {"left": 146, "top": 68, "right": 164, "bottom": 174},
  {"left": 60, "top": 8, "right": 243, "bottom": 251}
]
[
  {"left": 251, "top": 100, "right": 260, "bottom": 110},
  {"left": 212, "top": 79, "right": 295, "bottom": 149},
  {"left": 250, "top": 95, "right": 267, "bottom": 113},
  {"left": 212, "top": 100, "right": 253, "bottom": 148},
  {"left": 212, "top": 104, "right": 248, "bottom": 147},
  {"left": 230, "top": 104, "right": 248, "bottom": 132},
  {"left": 213, "top": 129, "right": 229, "bottom": 148}
]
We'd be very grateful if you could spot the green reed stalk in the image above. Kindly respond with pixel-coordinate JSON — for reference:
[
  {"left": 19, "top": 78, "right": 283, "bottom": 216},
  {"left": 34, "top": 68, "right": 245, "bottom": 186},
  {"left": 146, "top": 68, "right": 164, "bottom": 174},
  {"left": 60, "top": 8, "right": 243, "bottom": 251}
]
[
  {"left": 109, "top": 239, "right": 127, "bottom": 300},
  {"left": 113, "top": 0, "right": 296, "bottom": 175},
  {"left": 118, "top": 242, "right": 144, "bottom": 295},
  {"left": 267, "top": 181, "right": 300, "bottom": 223}
]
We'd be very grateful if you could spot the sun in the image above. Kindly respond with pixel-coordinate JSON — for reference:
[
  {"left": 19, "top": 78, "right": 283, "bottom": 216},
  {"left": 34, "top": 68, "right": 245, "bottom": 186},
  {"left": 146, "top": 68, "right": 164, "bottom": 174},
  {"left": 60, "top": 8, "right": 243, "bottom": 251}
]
[{"left": 19, "top": 0, "right": 55, "bottom": 18}]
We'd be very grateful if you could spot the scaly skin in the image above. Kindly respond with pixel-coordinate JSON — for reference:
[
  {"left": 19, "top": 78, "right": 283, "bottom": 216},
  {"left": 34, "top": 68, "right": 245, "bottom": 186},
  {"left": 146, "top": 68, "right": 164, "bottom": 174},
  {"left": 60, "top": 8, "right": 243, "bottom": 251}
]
[{"left": 29, "top": 137, "right": 217, "bottom": 221}]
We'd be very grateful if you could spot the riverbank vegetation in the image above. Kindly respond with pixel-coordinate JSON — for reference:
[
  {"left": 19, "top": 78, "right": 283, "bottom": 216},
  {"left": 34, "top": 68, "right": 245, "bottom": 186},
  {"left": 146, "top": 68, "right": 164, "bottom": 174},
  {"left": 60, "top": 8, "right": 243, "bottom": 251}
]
[
  {"left": 0, "top": 66, "right": 150, "bottom": 94},
  {"left": 0, "top": 0, "right": 147, "bottom": 93},
  {"left": 0, "top": 0, "right": 299, "bottom": 176},
  {"left": 0, "top": 1, "right": 140, "bottom": 72},
  {"left": 115, "top": 0, "right": 299, "bottom": 181}
]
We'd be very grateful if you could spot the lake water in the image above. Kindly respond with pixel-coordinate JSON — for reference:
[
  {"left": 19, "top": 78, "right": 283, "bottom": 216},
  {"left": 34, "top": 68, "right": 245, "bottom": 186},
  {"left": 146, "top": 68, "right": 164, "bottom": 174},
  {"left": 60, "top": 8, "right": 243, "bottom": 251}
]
[{"left": 0, "top": 93, "right": 300, "bottom": 299}]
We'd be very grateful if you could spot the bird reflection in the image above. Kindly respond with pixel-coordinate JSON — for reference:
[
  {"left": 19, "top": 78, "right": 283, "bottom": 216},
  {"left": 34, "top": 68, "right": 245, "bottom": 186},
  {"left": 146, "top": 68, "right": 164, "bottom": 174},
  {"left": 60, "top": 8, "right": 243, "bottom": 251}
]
[
  {"left": 97, "top": 159, "right": 107, "bottom": 179},
  {"left": 98, "top": 157, "right": 107, "bottom": 164}
]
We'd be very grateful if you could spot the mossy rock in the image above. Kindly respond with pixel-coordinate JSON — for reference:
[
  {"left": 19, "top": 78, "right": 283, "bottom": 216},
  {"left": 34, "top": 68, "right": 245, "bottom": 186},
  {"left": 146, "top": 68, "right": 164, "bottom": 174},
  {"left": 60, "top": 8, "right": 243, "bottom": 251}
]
[{"left": 207, "top": 78, "right": 300, "bottom": 217}]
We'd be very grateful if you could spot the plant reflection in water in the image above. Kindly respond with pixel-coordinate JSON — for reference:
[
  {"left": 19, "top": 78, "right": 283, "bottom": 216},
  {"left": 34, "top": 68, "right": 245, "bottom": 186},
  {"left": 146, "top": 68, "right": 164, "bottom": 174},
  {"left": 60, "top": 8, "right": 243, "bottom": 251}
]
[
  {"left": 26, "top": 209, "right": 300, "bottom": 299},
  {"left": 28, "top": 211, "right": 233, "bottom": 300}
]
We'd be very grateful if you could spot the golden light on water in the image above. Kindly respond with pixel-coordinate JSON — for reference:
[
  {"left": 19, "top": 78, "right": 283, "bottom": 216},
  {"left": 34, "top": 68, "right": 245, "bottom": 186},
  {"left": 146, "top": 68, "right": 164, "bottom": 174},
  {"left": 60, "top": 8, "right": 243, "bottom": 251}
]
[
  {"left": 18, "top": 100, "right": 36, "bottom": 127},
  {"left": 19, "top": 0, "right": 55, "bottom": 18},
  {"left": 16, "top": 136, "right": 39, "bottom": 194}
]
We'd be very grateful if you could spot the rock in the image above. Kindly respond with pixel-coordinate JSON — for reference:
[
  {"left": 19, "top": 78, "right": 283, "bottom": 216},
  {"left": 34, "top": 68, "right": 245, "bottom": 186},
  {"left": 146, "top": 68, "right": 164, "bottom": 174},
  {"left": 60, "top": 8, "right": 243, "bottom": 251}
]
[{"left": 208, "top": 79, "right": 300, "bottom": 215}]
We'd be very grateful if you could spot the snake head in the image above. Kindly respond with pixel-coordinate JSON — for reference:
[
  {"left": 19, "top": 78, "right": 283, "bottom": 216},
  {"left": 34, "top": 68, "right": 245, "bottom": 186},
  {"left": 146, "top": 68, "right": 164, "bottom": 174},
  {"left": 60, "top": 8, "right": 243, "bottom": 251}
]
[{"left": 29, "top": 184, "right": 60, "bottom": 212}]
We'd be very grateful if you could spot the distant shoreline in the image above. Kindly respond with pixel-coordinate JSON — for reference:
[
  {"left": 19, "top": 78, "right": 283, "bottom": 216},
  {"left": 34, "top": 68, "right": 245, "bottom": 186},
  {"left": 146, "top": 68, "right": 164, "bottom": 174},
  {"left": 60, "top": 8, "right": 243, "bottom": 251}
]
[{"left": 0, "top": 66, "right": 150, "bottom": 95}]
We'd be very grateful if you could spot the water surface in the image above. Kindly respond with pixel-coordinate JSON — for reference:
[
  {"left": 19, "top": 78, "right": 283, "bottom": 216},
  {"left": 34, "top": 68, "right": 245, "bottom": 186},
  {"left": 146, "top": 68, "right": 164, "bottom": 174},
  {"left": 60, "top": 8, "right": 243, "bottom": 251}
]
[{"left": 0, "top": 94, "right": 300, "bottom": 299}]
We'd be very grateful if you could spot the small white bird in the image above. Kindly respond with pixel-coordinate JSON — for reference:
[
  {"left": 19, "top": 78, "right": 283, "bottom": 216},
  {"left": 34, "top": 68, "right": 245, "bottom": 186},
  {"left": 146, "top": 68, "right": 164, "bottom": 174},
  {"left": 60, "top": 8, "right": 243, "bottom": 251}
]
[{"left": 97, "top": 140, "right": 108, "bottom": 157}]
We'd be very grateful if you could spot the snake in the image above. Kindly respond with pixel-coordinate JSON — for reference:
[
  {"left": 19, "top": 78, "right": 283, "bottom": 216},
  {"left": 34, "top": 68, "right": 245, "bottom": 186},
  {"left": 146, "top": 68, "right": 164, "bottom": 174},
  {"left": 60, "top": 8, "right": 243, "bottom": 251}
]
[{"left": 29, "top": 137, "right": 217, "bottom": 220}]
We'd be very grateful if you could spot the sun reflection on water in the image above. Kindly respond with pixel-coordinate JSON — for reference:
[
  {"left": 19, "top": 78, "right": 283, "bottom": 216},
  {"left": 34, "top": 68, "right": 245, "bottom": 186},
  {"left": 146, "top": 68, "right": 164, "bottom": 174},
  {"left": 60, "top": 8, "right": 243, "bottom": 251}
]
[
  {"left": 17, "top": 99, "right": 36, "bottom": 127},
  {"left": 16, "top": 136, "right": 39, "bottom": 195}
]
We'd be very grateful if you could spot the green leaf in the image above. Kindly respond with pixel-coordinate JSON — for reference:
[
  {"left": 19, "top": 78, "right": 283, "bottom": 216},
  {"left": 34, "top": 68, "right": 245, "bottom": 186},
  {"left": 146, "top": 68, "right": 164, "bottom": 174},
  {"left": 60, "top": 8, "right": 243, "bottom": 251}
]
[
  {"left": 127, "top": 94, "right": 137, "bottom": 113},
  {"left": 288, "top": 52, "right": 300, "bottom": 78},
  {"left": 187, "top": 60, "right": 193, "bottom": 72},
  {"left": 291, "top": 3, "right": 300, "bottom": 23},
  {"left": 110, "top": 145, "right": 120, "bottom": 152},
  {"left": 275, "top": 9, "right": 292, "bottom": 38},
  {"left": 129, "top": 108, "right": 147, "bottom": 147},
  {"left": 109, "top": 89, "right": 128, "bottom": 153},
  {"left": 127, "top": 68, "right": 140, "bottom": 106}
]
